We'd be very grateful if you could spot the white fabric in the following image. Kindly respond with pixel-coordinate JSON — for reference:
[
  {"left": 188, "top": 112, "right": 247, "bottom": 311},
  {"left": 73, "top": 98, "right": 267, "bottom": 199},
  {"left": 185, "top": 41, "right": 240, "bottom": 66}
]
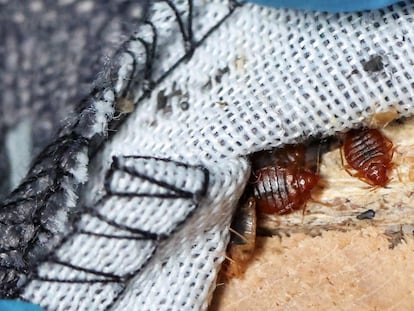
[{"left": 22, "top": 0, "right": 414, "bottom": 310}]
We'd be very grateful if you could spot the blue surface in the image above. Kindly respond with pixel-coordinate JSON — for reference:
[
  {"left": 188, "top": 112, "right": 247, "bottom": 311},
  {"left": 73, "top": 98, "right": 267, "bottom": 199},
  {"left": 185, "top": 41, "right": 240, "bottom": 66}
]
[
  {"left": 246, "top": 0, "right": 404, "bottom": 12},
  {"left": 0, "top": 301, "right": 44, "bottom": 311}
]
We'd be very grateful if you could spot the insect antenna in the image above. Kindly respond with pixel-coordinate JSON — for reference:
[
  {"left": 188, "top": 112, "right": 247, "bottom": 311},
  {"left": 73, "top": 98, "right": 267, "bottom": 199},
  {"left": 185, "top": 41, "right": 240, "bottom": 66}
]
[
  {"left": 224, "top": 254, "right": 236, "bottom": 264},
  {"left": 229, "top": 227, "right": 248, "bottom": 244},
  {"left": 339, "top": 141, "right": 355, "bottom": 178}
]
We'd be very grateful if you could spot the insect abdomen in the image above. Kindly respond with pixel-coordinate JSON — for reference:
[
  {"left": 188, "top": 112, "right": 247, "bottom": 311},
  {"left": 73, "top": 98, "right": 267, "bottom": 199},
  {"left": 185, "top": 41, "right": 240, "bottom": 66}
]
[
  {"left": 252, "top": 166, "right": 319, "bottom": 215},
  {"left": 343, "top": 129, "right": 393, "bottom": 186}
]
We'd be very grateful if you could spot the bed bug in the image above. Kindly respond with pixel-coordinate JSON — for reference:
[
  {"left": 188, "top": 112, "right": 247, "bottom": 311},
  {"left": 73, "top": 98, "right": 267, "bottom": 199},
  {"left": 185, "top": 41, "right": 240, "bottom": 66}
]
[
  {"left": 341, "top": 128, "right": 394, "bottom": 187},
  {"left": 250, "top": 144, "right": 321, "bottom": 215},
  {"left": 273, "top": 144, "right": 306, "bottom": 166},
  {"left": 222, "top": 198, "right": 257, "bottom": 279},
  {"left": 250, "top": 144, "right": 307, "bottom": 172},
  {"left": 251, "top": 165, "right": 320, "bottom": 215}
]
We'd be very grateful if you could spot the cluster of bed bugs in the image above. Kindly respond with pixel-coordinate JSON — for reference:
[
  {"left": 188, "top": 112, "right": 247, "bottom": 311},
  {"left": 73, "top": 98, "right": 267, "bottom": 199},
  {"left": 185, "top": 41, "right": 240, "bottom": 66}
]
[{"left": 224, "top": 125, "right": 395, "bottom": 279}]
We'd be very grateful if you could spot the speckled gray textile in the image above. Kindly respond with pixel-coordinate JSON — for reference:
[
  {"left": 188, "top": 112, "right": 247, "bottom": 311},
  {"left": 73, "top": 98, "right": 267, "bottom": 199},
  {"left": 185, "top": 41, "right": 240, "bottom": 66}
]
[
  {"left": 0, "top": 0, "right": 148, "bottom": 196},
  {"left": 0, "top": 0, "right": 149, "bottom": 298}
]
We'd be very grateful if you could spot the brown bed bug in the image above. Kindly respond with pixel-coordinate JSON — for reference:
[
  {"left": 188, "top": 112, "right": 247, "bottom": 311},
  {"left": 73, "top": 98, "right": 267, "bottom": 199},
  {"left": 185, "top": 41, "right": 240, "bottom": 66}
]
[
  {"left": 272, "top": 144, "right": 306, "bottom": 166},
  {"left": 250, "top": 144, "right": 320, "bottom": 215},
  {"left": 222, "top": 198, "right": 257, "bottom": 279},
  {"left": 251, "top": 144, "right": 306, "bottom": 169},
  {"left": 341, "top": 128, "right": 394, "bottom": 187},
  {"left": 251, "top": 165, "right": 320, "bottom": 215}
]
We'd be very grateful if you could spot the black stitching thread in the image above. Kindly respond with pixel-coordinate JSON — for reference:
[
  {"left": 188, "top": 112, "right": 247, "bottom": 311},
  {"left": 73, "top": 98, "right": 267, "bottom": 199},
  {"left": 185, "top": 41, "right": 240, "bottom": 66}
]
[{"left": 18, "top": 154, "right": 209, "bottom": 309}]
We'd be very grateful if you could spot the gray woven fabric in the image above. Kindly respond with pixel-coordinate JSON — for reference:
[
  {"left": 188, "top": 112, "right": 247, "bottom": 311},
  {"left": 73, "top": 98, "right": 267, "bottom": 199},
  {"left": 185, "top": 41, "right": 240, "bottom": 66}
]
[{"left": 0, "top": 0, "right": 148, "bottom": 196}]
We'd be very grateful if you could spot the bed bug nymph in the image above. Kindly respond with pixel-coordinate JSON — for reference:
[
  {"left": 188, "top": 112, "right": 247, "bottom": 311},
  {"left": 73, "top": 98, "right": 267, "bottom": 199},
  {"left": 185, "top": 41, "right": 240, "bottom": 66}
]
[{"left": 341, "top": 128, "right": 394, "bottom": 187}]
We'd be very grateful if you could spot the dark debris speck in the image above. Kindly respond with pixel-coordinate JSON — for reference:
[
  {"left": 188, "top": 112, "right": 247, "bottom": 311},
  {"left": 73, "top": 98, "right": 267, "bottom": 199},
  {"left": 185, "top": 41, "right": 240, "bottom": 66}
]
[
  {"left": 362, "top": 55, "right": 384, "bottom": 72},
  {"left": 356, "top": 209, "right": 376, "bottom": 220}
]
